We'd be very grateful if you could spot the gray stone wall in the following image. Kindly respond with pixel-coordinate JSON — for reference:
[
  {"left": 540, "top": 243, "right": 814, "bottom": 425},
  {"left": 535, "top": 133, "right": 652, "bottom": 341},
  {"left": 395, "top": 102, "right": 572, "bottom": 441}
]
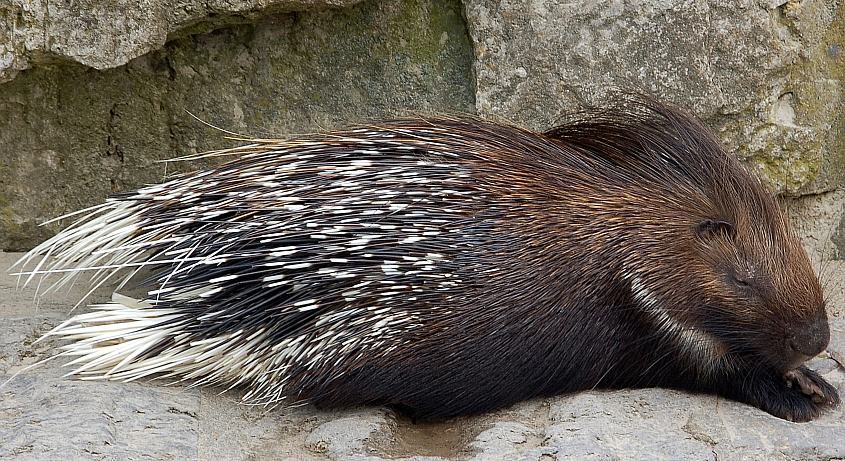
[
  {"left": 0, "top": 0, "right": 843, "bottom": 257},
  {"left": 0, "top": 0, "right": 475, "bottom": 250}
]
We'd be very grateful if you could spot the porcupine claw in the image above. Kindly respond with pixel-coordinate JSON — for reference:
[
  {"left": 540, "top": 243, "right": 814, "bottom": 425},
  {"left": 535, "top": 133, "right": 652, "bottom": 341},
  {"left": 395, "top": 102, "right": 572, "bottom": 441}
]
[{"left": 784, "top": 366, "right": 840, "bottom": 405}]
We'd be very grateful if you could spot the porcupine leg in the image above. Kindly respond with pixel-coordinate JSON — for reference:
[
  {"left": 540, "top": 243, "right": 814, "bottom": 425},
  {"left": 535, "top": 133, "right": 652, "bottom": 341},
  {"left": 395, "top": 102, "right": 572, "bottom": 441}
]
[{"left": 726, "top": 366, "right": 840, "bottom": 422}]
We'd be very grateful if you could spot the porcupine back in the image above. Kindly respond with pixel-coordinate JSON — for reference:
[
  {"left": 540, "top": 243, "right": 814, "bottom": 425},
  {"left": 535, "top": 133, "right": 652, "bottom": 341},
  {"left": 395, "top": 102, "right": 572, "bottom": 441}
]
[{"left": 12, "top": 99, "right": 833, "bottom": 420}]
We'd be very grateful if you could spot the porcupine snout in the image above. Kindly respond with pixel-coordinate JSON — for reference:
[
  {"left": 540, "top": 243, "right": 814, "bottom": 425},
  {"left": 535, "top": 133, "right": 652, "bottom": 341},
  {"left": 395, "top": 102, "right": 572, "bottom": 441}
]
[{"left": 784, "top": 313, "right": 829, "bottom": 370}]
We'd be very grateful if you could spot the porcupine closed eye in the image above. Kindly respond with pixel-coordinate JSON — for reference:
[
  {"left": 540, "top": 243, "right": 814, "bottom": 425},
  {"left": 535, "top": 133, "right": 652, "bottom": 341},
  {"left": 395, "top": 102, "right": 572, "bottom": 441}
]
[{"left": 10, "top": 97, "right": 840, "bottom": 422}]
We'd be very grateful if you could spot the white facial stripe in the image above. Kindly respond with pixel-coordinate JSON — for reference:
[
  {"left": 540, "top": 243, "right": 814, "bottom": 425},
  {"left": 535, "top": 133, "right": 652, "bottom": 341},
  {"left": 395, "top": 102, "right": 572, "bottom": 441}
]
[{"left": 623, "top": 271, "right": 722, "bottom": 369}]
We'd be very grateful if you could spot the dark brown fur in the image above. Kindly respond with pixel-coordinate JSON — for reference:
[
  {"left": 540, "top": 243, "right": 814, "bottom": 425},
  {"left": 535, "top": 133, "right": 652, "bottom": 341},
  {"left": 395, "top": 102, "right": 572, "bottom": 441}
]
[{"left": 299, "top": 100, "right": 840, "bottom": 421}]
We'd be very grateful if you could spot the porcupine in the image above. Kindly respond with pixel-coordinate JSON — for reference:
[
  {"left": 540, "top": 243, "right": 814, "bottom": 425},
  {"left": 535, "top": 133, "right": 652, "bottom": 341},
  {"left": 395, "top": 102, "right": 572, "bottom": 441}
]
[{"left": 11, "top": 97, "right": 840, "bottom": 422}]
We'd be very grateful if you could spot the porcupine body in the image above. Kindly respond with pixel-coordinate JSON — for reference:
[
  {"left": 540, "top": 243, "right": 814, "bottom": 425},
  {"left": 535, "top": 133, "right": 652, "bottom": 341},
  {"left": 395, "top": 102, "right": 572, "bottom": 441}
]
[{"left": 12, "top": 98, "right": 839, "bottom": 422}]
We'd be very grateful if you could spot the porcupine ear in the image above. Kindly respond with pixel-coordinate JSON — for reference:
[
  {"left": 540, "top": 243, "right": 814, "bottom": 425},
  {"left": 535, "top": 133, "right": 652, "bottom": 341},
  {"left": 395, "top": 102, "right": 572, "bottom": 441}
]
[{"left": 695, "top": 219, "right": 736, "bottom": 240}]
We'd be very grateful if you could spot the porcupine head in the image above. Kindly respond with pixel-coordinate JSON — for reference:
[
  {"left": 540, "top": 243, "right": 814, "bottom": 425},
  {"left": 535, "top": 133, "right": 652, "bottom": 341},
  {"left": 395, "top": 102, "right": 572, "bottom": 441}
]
[{"left": 549, "top": 104, "right": 840, "bottom": 423}]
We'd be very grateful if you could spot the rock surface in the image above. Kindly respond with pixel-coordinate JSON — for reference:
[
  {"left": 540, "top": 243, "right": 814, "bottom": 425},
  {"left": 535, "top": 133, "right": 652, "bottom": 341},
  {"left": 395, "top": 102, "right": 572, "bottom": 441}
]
[
  {"left": 0, "top": 0, "right": 845, "bottom": 248},
  {"left": 1, "top": 0, "right": 844, "bottom": 252},
  {"left": 0, "top": 0, "right": 475, "bottom": 251},
  {"left": 464, "top": 0, "right": 845, "bottom": 195},
  {"left": 0, "top": 0, "right": 365, "bottom": 83},
  {"left": 1, "top": 251, "right": 844, "bottom": 460}
]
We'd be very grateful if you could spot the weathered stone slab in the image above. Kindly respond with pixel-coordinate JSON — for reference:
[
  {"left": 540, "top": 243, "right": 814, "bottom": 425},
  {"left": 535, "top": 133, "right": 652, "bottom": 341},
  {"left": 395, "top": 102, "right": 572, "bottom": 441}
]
[
  {"left": 0, "top": 0, "right": 366, "bottom": 83},
  {"left": 0, "top": 374, "right": 200, "bottom": 461}
]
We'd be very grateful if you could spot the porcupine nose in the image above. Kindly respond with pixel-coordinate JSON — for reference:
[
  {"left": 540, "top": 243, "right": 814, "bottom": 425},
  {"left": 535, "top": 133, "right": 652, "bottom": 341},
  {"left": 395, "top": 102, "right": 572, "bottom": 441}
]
[{"left": 785, "top": 314, "right": 830, "bottom": 369}]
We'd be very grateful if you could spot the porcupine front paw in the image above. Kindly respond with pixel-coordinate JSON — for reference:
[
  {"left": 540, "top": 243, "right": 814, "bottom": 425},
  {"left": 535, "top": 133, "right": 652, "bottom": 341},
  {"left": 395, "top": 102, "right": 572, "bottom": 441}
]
[{"left": 758, "top": 366, "right": 840, "bottom": 422}]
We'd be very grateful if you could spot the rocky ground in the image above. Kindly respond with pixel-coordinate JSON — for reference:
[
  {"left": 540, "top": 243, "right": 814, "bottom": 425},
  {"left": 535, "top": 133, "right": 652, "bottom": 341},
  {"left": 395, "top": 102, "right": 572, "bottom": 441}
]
[{"left": 1, "top": 251, "right": 844, "bottom": 461}]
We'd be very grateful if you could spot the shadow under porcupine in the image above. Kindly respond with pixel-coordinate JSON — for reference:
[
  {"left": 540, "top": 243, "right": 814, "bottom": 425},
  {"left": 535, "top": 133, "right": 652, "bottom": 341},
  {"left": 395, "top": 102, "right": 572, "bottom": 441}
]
[{"left": 11, "top": 97, "right": 840, "bottom": 422}]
